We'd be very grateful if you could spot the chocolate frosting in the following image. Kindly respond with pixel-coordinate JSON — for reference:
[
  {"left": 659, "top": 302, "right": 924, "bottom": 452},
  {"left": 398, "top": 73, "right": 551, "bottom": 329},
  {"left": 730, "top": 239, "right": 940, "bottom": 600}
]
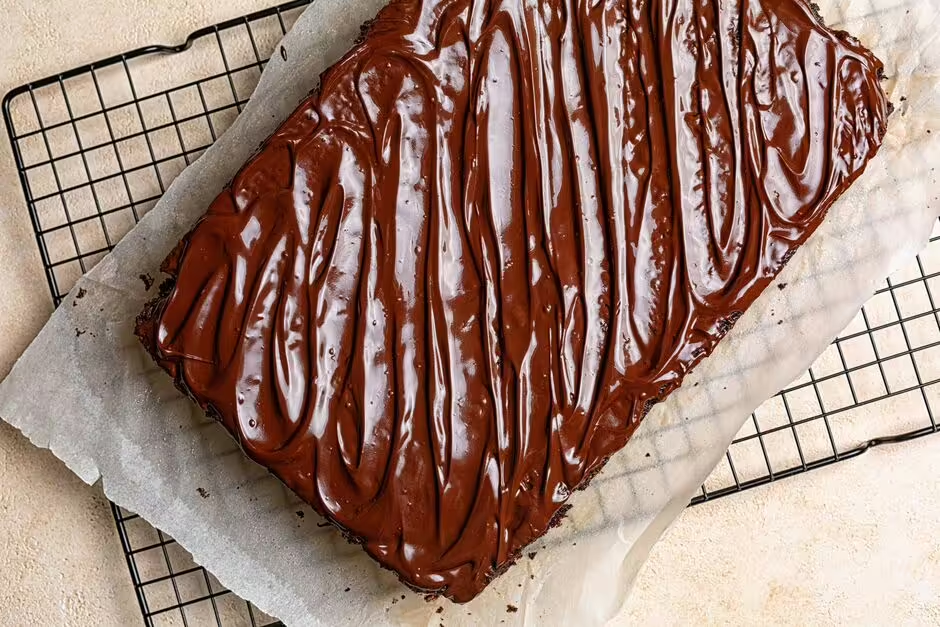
[{"left": 137, "top": 0, "right": 888, "bottom": 602}]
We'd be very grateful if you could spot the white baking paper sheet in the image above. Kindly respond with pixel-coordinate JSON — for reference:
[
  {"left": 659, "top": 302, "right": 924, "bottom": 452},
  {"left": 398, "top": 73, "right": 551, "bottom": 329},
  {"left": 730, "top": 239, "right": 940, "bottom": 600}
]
[{"left": 2, "top": 0, "right": 939, "bottom": 624}]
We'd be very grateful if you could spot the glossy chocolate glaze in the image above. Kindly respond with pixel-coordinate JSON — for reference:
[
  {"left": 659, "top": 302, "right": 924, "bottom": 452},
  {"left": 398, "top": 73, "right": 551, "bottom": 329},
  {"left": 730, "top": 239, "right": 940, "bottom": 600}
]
[{"left": 136, "top": 0, "right": 888, "bottom": 602}]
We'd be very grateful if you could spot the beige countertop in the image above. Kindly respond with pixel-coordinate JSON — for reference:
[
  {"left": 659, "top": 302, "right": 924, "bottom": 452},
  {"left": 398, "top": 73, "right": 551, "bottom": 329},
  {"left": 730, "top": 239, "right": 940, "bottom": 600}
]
[{"left": 1, "top": 1, "right": 938, "bottom": 625}]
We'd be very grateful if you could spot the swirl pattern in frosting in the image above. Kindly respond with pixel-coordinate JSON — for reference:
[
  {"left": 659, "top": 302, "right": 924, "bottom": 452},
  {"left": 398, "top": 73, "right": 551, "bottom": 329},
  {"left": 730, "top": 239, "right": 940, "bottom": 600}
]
[{"left": 137, "top": 0, "right": 889, "bottom": 602}]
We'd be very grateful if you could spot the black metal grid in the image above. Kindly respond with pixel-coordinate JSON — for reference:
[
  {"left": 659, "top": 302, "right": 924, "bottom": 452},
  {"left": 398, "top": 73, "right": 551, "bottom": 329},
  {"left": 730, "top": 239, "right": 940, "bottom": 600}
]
[
  {"left": 3, "top": 2, "right": 309, "bottom": 624},
  {"left": 693, "top": 231, "right": 940, "bottom": 505},
  {"left": 2, "top": 0, "right": 938, "bottom": 624}
]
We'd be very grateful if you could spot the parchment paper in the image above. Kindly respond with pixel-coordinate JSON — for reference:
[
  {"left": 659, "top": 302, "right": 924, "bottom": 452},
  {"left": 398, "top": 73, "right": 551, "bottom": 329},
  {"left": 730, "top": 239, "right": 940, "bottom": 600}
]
[{"left": 2, "top": 0, "right": 939, "bottom": 624}]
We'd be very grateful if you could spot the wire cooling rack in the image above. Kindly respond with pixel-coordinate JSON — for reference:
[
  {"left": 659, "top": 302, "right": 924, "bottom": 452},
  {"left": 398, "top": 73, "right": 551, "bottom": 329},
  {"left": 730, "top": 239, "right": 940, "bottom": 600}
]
[{"left": 3, "top": 1, "right": 939, "bottom": 624}]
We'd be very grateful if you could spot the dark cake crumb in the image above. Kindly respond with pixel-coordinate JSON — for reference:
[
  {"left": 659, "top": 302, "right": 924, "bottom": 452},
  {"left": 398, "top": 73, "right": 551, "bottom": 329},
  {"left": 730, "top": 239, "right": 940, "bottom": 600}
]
[
  {"left": 507, "top": 604, "right": 518, "bottom": 613},
  {"left": 197, "top": 487, "right": 210, "bottom": 499},
  {"left": 139, "top": 273, "right": 155, "bottom": 291},
  {"left": 809, "top": 2, "right": 823, "bottom": 21}
]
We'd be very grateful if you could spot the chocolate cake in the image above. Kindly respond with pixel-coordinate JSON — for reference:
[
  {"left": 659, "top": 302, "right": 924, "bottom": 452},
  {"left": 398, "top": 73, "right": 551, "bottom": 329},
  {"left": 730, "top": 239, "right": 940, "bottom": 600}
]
[{"left": 136, "top": 0, "right": 889, "bottom": 602}]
